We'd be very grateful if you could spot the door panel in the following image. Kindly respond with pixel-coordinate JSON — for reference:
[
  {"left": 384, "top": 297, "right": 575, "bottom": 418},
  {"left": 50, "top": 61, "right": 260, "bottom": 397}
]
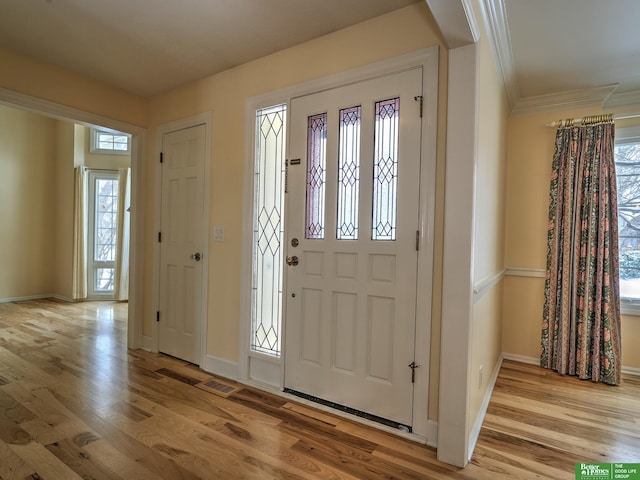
[
  {"left": 159, "top": 124, "right": 206, "bottom": 364},
  {"left": 284, "top": 68, "right": 422, "bottom": 426}
]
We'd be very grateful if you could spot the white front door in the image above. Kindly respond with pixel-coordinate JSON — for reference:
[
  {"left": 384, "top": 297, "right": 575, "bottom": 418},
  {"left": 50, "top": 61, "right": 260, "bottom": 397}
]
[
  {"left": 284, "top": 68, "right": 422, "bottom": 427},
  {"left": 158, "top": 124, "right": 206, "bottom": 364}
]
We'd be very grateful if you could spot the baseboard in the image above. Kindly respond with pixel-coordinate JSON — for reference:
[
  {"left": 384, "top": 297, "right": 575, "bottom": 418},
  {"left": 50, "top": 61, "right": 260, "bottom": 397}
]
[
  {"left": 50, "top": 294, "right": 77, "bottom": 303},
  {"left": 622, "top": 365, "right": 640, "bottom": 377},
  {"left": 501, "top": 352, "right": 539, "bottom": 365},
  {"left": 426, "top": 419, "right": 438, "bottom": 448},
  {"left": 468, "top": 354, "right": 503, "bottom": 461},
  {"left": 141, "top": 335, "right": 154, "bottom": 352},
  {"left": 203, "top": 354, "right": 239, "bottom": 380},
  {"left": 503, "top": 352, "right": 640, "bottom": 377},
  {"left": 0, "top": 294, "right": 56, "bottom": 304}
]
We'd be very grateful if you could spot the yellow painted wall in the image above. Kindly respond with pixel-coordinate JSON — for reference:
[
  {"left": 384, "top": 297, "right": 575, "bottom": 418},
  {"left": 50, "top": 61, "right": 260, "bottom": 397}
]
[
  {"left": 0, "top": 105, "right": 57, "bottom": 298},
  {"left": 0, "top": 46, "right": 147, "bottom": 128},
  {"left": 467, "top": 0, "right": 509, "bottom": 436},
  {"left": 504, "top": 107, "right": 640, "bottom": 369},
  {"left": 145, "top": 3, "right": 448, "bottom": 419}
]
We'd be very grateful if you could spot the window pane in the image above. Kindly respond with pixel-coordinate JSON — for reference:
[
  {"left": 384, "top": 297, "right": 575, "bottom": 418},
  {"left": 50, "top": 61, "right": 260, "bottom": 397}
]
[
  {"left": 372, "top": 98, "right": 399, "bottom": 241},
  {"left": 616, "top": 142, "right": 640, "bottom": 298},
  {"left": 94, "top": 178, "right": 118, "bottom": 264},
  {"left": 337, "top": 106, "right": 361, "bottom": 240},
  {"left": 306, "top": 113, "right": 327, "bottom": 239},
  {"left": 94, "top": 130, "right": 130, "bottom": 153},
  {"left": 251, "top": 104, "right": 286, "bottom": 356},
  {"left": 96, "top": 268, "right": 115, "bottom": 291}
]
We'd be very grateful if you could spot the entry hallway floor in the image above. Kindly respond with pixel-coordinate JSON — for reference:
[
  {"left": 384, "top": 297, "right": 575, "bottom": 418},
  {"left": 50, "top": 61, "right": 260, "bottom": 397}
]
[{"left": 0, "top": 299, "right": 639, "bottom": 479}]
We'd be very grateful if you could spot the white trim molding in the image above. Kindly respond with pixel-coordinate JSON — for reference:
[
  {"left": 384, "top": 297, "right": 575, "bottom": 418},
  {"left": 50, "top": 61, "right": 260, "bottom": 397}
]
[
  {"left": 468, "top": 355, "right": 503, "bottom": 461},
  {"left": 203, "top": 355, "right": 240, "bottom": 380},
  {"left": 512, "top": 84, "right": 618, "bottom": 116},
  {"left": 502, "top": 353, "right": 640, "bottom": 378},
  {"left": 473, "top": 269, "right": 505, "bottom": 302},
  {"left": 505, "top": 267, "right": 545, "bottom": 278},
  {"left": 477, "top": 0, "right": 518, "bottom": 111}
]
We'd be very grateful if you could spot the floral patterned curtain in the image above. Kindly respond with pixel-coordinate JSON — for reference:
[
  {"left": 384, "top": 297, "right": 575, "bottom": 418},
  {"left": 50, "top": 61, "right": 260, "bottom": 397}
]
[{"left": 541, "top": 116, "right": 622, "bottom": 385}]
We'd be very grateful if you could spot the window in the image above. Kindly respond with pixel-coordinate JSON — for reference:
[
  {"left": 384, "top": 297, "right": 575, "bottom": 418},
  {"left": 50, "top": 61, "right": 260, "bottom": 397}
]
[
  {"left": 251, "top": 104, "right": 286, "bottom": 356},
  {"left": 615, "top": 127, "right": 640, "bottom": 302},
  {"left": 90, "top": 127, "right": 131, "bottom": 154},
  {"left": 88, "top": 170, "right": 119, "bottom": 297}
]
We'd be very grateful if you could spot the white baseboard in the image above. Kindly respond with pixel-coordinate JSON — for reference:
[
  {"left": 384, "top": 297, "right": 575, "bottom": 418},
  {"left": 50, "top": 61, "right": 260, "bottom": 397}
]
[
  {"left": 426, "top": 419, "right": 438, "bottom": 448},
  {"left": 203, "top": 354, "right": 239, "bottom": 380},
  {"left": 0, "top": 294, "right": 55, "bottom": 304},
  {"left": 503, "top": 352, "right": 640, "bottom": 378},
  {"left": 622, "top": 365, "right": 640, "bottom": 377},
  {"left": 141, "top": 335, "right": 154, "bottom": 352},
  {"left": 468, "top": 354, "right": 503, "bottom": 461},
  {"left": 50, "top": 294, "right": 77, "bottom": 303},
  {"left": 502, "top": 352, "right": 539, "bottom": 365}
]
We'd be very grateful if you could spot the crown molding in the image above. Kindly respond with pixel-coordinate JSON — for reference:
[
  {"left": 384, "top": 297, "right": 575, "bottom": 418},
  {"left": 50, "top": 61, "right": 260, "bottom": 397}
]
[
  {"left": 478, "top": 0, "right": 519, "bottom": 111},
  {"left": 511, "top": 83, "right": 618, "bottom": 116},
  {"left": 604, "top": 89, "right": 640, "bottom": 111}
]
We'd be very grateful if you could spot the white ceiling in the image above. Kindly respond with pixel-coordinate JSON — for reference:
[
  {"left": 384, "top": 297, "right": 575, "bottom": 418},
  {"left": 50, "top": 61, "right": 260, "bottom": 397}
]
[
  {"left": 0, "top": 0, "right": 639, "bottom": 113},
  {"left": 488, "top": 0, "right": 640, "bottom": 113}
]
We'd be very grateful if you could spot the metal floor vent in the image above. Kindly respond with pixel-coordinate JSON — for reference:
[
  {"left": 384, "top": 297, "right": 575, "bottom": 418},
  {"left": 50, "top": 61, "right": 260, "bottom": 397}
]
[
  {"left": 283, "top": 388, "right": 412, "bottom": 433},
  {"left": 195, "top": 378, "right": 240, "bottom": 397}
]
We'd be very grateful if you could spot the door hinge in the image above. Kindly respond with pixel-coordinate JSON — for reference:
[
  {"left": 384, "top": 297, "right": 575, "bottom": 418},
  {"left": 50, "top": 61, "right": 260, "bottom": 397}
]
[
  {"left": 156, "top": 311, "right": 160, "bottom": 322},
  {"left": 158, "top": 231, "right": 162, "bottom": 243},
  {"left": 414, "top": 95, "right": 423, "bottom": 118},
  {"left": 160, "top": 152, "right": 164, "bottom": 164},
  {"left": 408, "top": 361, "right": 421, "bottom": 383},
  {"left": 416, "top": 230, "right": 420, "bottom": 251}
]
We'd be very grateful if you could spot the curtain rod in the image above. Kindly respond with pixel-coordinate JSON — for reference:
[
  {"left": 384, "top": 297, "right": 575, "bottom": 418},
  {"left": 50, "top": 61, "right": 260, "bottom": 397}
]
[{"left": 546, "top": 113, "right": 640, "bottom": 128}]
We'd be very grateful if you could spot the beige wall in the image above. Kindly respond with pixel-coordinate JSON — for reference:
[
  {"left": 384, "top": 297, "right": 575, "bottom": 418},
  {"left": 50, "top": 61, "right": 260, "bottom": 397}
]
[
  {"left": 0, "top": 46, "right": 147, "bottom": 128},
  {"left": 504, "top": 106, "right": 640, "bottom": 369},
  {"left": 0, "top": 105, "right": 57, "bottom": 298}
]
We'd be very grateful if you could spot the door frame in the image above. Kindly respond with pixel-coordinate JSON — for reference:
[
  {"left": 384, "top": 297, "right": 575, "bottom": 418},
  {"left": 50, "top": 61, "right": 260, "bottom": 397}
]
[
  {"left": 152, "top": 112, "right": 212, "bottom": 366},
  {"left": 0, "top": 86, "right": 146, "bottom": 350},
  {"left": 239, "top": 47, "right": 438, "bottom": 441}
]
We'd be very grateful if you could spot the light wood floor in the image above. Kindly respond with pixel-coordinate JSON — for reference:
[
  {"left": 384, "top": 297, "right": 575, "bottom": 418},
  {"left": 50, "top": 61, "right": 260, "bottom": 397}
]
[{"left": 0, "top": 299, "right": 639, "bottom": 479}]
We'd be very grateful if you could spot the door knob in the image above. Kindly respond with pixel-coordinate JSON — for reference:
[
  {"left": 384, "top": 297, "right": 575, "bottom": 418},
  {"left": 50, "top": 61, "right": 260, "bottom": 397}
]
[
  {"left": 191, "top": 252, "right": 201, "bottom": 261},
  {"left": 286, "top": 255, "right": 299, "bottom": 266}
]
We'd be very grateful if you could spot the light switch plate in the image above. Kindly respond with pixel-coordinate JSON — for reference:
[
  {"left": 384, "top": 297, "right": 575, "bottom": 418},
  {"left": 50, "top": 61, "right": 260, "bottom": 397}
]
[{"left": 213, "top": 226, "right": 224, "bottom": 242}]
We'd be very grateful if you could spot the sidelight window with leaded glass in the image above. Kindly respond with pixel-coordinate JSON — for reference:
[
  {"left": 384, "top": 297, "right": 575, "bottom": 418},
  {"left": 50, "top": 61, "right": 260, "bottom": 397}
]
[
  {"left": 372, "top": 98, "right": 400, "bottom": 240},
  {"left": 251, "top": 104, "right": 286, "bottom": 356}
]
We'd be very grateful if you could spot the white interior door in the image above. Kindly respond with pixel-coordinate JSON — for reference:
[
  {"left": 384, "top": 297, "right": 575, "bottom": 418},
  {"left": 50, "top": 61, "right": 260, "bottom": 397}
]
[
  {"left": 284, "top": 68, "right": 422, "bottom": 427},
  {"left": 159, "top": 124, "right": 206, "bottom": 364}
]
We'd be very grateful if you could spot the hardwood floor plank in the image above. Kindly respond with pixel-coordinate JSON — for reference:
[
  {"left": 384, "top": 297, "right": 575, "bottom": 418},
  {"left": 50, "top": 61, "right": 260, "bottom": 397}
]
[
  {"left": 8, "top": 441, "right": 84, "bottom": 480},
  {"left": 1, "top": 300, "right": 639, "bottom": 479},
  {"left": 0, "top": 438, "right": 37, "bottom": 480},
  {"left": 45, "top": 438, "right": 123, "bottom": 480}
]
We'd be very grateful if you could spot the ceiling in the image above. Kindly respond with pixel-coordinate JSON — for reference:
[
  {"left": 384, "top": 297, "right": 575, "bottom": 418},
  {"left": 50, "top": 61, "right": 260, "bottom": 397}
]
[
  {"left": 484, "top": 0, "right": 640, "bottom": 113},
  {"left": 0, "top": 0, "right": 638, "bottom": 113},
  {"left": 0, "top": 0, "right": 420, "bottom": 97}
]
